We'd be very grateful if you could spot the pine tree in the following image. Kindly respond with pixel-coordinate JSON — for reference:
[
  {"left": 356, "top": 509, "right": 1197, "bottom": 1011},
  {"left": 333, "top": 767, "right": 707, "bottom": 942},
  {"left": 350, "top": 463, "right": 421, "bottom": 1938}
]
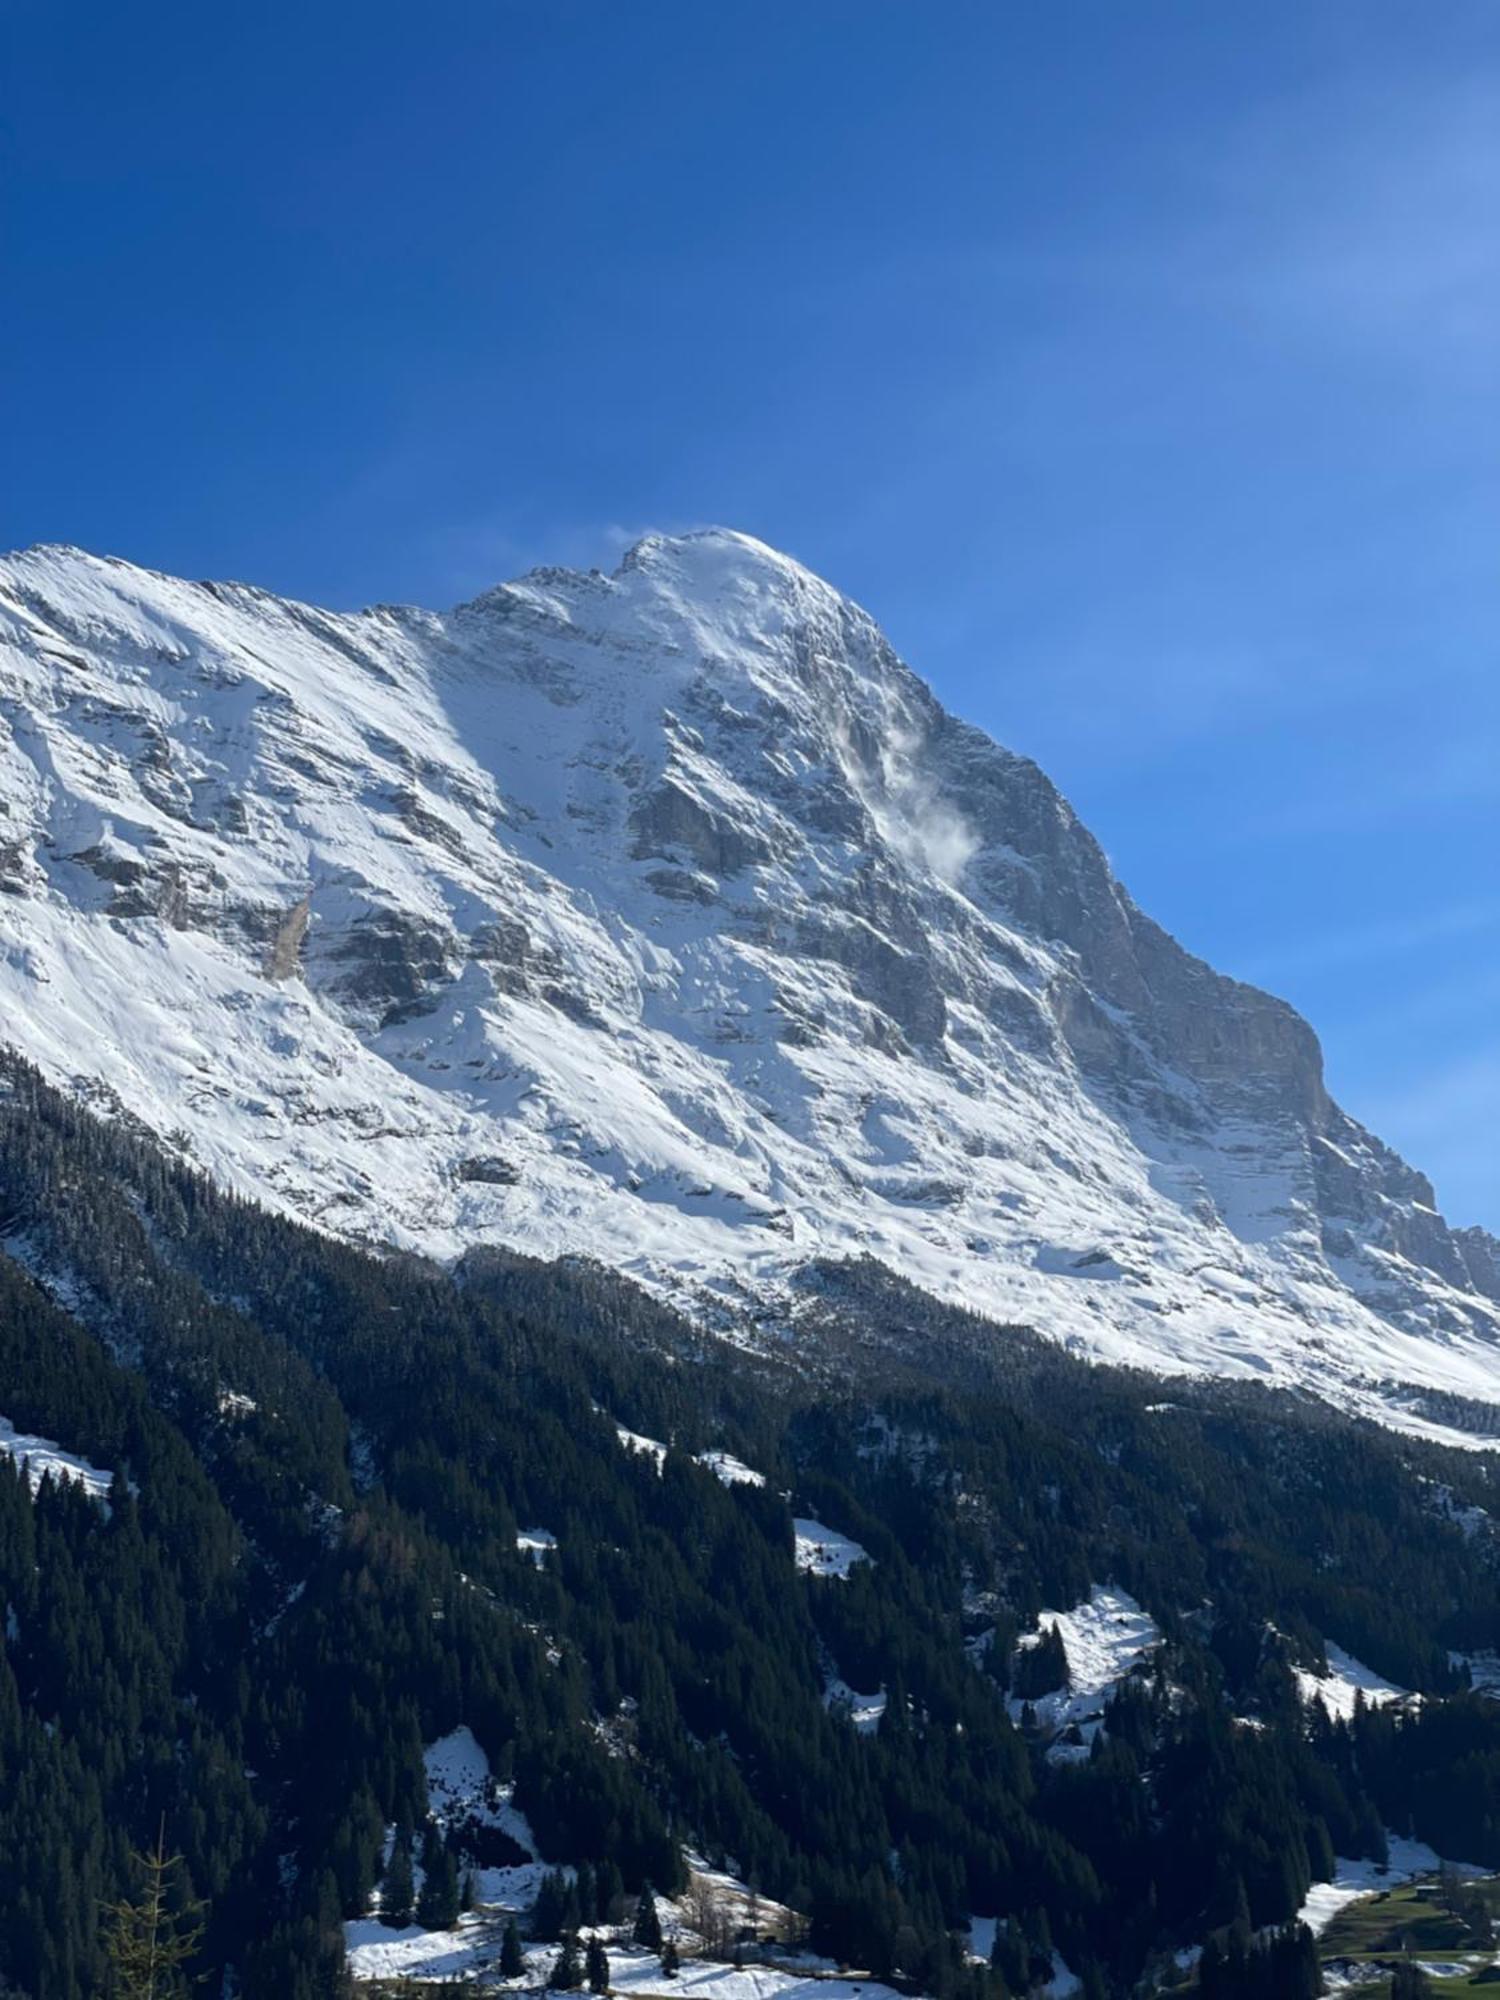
[
  {"left": 382, "top": 1830, "right": 415, "bottom": 1929},
  {"left": 100, "top": 1824, "right": 205, "bottom": 2000},
  {"left": 990, "top": 1919, "right": 1027, "bottom": 1992},
  {"left": 501, "top": 1918, "right": 526, "bottom": 1979},
  {"left": 416, "top": 1842, "right": 460, "bottom": 1930},
  {"left": 1392, "top": 1964, "right": 1434, "bottom": 1999},
  {"left": 575, "top": 1865, "right": 596, "bottom": 1930},
  {"left": 597, "top": 1859, "right": 625, "bottom": 1924},
  {"left": 1023, "top": 1907, "right": 1053, "bottom": 1988},
  {"left": 550, "top": 1933, "right": 582, "bottom": 1990},
  {"left": 661, "top": 1936, "right": 680, "bottom": 1980},
  {"left": 1013, "top": 1624, "right": 1068, "bottom": 1700},
  {"left": 534, "top": 1872, "right": 570, "bottom": 1943},
  {"left": 633, "top": 1887, "right": 663, "bottom": 1952},
  {"left": 586, "top": 1933, "right": 611, "bottom": 1992}
]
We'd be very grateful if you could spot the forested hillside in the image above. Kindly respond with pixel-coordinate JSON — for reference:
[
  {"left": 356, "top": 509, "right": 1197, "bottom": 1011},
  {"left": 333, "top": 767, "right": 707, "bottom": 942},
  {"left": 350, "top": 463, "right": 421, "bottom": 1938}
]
[{"left": 3, "top": 1052, "right": 1500, "bottom": 1997}]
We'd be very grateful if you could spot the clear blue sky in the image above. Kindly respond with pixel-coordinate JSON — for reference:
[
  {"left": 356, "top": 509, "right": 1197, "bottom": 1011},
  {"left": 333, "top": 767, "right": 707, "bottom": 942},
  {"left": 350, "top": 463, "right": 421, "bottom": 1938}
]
[{"left": 4, "top": 2, "right": 1496, "bottom": 1227}]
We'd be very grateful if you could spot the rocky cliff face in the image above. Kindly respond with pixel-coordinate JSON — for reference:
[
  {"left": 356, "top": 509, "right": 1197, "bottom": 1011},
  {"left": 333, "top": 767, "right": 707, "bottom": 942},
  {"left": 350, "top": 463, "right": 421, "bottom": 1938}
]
[{"left": 1, "top": 528, "right": 1496, "bottom": 1436}]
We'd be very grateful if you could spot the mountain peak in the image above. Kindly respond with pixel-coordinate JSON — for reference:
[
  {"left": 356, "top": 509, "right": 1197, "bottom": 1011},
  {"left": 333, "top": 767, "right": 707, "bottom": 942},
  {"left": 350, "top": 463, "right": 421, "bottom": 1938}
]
[
  {"left": 618, "top": 525, "right": 828, "bottom": 593},
  {"left": 1, "top": 535, "right": 1497, "bottom": 1442}
]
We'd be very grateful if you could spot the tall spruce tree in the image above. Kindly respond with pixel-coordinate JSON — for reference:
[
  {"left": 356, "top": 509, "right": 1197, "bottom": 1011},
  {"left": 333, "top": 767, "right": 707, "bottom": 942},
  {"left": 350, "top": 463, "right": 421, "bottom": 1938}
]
[
  {"left": 550, "top": 1934, "right": 582, "bottom": 1991},
  {"left": 633, "top": 1888, "right": 663, "bottom": 1952},
  {"left": 586, "top": 1934, "right": 611, "bottom": 1993},
  {"left": 100, "top": 1826, "right": 205, "bottom": 2000},
  {"left": 416, "top": 1842, "right": 460, "bottom": 1931},
  {"left": 381, "top": 1831, "right": 415, "bottom": 1930}
]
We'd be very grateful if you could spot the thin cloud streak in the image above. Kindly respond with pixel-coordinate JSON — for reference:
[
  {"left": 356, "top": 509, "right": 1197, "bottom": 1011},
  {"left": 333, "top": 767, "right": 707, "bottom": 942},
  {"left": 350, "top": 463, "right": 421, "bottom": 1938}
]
[
  {"left": 1241, "top": 901, "right": 1500, "bottom": 986},
  {"left": 1358, "top": 1048, "right": 1500, "bottom": 1230}
]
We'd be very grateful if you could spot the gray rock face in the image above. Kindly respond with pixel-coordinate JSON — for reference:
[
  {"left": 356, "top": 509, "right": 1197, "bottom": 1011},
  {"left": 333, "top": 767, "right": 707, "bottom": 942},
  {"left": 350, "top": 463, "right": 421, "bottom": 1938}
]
[
  {"left": 0, "top": 528, "right": 1496, "bottom": 1437},
  {"left": 308, "top": 908, "right": 458, "bottom": 1028}
]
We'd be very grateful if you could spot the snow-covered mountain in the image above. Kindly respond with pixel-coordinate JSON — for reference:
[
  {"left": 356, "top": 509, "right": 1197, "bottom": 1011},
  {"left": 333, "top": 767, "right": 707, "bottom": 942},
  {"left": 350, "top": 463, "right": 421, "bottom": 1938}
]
[{"left": 2, "top": 528, "right": 1496, "bottom": 1436}]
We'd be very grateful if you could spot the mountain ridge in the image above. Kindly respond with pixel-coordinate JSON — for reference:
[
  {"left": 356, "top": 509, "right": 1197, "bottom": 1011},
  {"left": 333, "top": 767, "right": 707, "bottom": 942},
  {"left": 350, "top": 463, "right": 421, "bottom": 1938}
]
[{"left": 1, "top": 527, "right": 1496, "bottom": 1441}]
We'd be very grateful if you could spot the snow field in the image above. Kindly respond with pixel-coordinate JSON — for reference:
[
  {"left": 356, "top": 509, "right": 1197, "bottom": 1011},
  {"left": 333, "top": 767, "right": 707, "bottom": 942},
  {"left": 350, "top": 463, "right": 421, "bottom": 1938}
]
[
  {"left": 0, "top": 1415, "right": 113, "bottom": 1506},
  {"left": 1293, "top": 1643, "right": 1412, "bottom": 1722},
  {"left": 1297, "top": 1836, "right": 1488, "bottom": 1937},
  {"left": 792, "top": 1520, "right": 870, "bottom": 1579},
  {"left": 1007, "top": 1586, "right": 1160, "bottom": 1758}
]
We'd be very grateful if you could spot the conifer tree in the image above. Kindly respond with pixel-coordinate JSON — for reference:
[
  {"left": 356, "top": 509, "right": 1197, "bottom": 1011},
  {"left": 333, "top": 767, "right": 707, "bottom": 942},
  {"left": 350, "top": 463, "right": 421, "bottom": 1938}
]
[
  {"left": 382, "top": 1830, "right": 415, "bottom": 1929},
  {"left": 501, "top": 1918, "right": 526, "bottom": 1979},
  {"left": 597, "top": 1859, "right": 625, "bottom": 1923},
  {"left": 1392, "top": 1964, "right": 1434, "bottom": 2000},
  {"left": 586, "top": 1933, "right": 611, "bottom": 1993},
  {"left": 632, "top": 1887, "right": 663, "bottom": 1952},
  {"left": 550, "top": 1933, "right": 582, "bottom": 1990},
  {"left": 100, "top": 1824, "right": 205, "bottom": 2000},
  {"left": 416, "top": 1842, "right": 460, "bottom": 1930},
  {"left": 575, "top": 1865, "right": 597, "bottom": 1930},
  {"left": 533, "top": 1872, "right": 569, "bottom": 1943},
  {"left": 661, "top": 1936, "right": 680, "bottom": 1979}
]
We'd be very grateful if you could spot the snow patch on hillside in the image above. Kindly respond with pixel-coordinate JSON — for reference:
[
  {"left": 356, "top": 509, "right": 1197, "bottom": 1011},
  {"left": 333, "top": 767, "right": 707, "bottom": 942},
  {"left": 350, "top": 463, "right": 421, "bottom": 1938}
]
[
  {"left": 793, "top": 1519, "right": 870, "bottom": 1579},
  {"left": 348, "top": 1929, "right": 919, "bottom": 1995},
  {"left": 823, "top": 1677, "right": 887, "bottom": 1733},
  {"left": 0, "top": 1416, "right": 112, "bottom": 1506},
  {"left": 617, "top": 1425, "right": 669, "bottom": 1471},
  {"left": 1453, "top": 1650, "right": 1500, "bottom": 1698},
  {"left": 516, "top": 1527, "right": 557, "bottom": 1567},
  {"left": 1424, "top": 1481, "right": 1489, "bottom": 1539},
  {"left": 345, "top": 1912, "right": 494, "bottom": 1984},
  {"left": 1294, "top": 1644, "right": 1411, "bottom": 1721},
  {"left": 347, "top": 1726, "right": 551, "bottom": 1974},
  {"left": 424, "top": 1725, "right": 538, "bottom": 1854},
  {"left": 1298, "top": 1837, "right": 1486, "bottom": 1936},
  {"left": 1009, "top": 1587, "right": 1159, "bottom": 1759},
  {"left": 699, "top": 1449, "right": 766, "bottom": 1488},
  {"left": 604, "top": 1954, "right": 922, "bottom": 2000}
]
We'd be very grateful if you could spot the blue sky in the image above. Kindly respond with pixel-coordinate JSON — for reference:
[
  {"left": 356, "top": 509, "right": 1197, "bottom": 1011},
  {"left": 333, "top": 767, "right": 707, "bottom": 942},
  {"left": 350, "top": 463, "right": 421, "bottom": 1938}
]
[{"left": 4, "top": 2, "right": 1496, "bottom": 1226}]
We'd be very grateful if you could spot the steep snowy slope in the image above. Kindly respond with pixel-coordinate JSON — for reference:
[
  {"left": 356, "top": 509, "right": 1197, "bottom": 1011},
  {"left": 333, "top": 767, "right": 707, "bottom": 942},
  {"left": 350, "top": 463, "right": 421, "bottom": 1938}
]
[{"left": 1, "top": 529, "right": 1496, "bottom": 1435}]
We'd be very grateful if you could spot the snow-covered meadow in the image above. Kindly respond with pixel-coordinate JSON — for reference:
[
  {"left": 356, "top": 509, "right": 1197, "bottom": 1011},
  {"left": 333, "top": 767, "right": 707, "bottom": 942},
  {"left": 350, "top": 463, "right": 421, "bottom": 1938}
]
[
  {"left": 1007, "top": 1587, "right": 1160, "bottom": 1760},
  {"left": 0, "top": 1414, "right": 113, "bottom": 1505}
]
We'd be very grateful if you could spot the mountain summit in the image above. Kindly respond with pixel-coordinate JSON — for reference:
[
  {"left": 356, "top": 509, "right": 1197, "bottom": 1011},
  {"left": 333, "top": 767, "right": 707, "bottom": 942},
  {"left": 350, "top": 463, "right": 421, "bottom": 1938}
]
[{"left": 1, "top": 529, "right": 1495, "bottom": 1435}]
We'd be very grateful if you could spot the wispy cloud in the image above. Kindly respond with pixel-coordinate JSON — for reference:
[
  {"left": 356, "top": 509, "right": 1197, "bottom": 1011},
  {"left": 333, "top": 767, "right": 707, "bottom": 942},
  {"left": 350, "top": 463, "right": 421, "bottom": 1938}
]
[
  {"left": 1190, "top": 73, "right": 1500, "bottom": 375},
  {"left": 1358, "top": 1047, "right": 1500, "bottom": 1229},
  {"left": 415, "top": 513, "right": 708, "bottom": 607},
  {"left": 1241, "top": 900, "right": 1500, "bottom": 987}
]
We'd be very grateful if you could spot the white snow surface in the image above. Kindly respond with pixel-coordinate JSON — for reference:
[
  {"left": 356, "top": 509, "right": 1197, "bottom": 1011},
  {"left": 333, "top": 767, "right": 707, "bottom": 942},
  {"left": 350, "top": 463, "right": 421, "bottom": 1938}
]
[
  {"left": 1297, "top": 1836, "right": 1486, "bottom": 1936},
  {"left": 616, "top": 1425, "right": 669, "bottom": 1471},
  {"left": 1293, "top": 1643, "right": 1412, "bottom": 1722},
  {"left": 345, "top": 1910, "right": 495, "bottom": 1984},
  {"left": 516, "top": 1527, "right": 557, "bottom": 1566},
  {"left": 607, "top": 1962, "right": 926, "bottom": 2000},
  {"left": 793, "top": 1519, "right": 870, "bottom": 1579},
  {"left": 1009, "top": 1586, "right": 1160, "bottom": 1757},
  {"left": 699, "top": 1449, "right": 767, "bottom": 1488},
  {"left": 964, "top": 1916, "right": 999, "bottom": 1964},
  {"left": 3, "top": 529, "right": 1499, "bottom": 1437},
  {"left": 422, "top": 1725, "right": 549, "bottom": 1907},
  {"left": 348, "top": 1927, "right": 915, "bottom": 1994},
  {"left": 823, "top": 1677, "right": 887, "bottom": 1732},
  {"left": 0, "top": 1415, "right": 112, "bottom": 1505},
  {"left": 1425, "top": 1481, "right": 1489, "bottom": 1539},
  {"left": 348, "top": 1726, "right": 549, "bottom": 1973},
  {"left": 1454, "top": 1649, "right": 1500, "bottom": 1698}
]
